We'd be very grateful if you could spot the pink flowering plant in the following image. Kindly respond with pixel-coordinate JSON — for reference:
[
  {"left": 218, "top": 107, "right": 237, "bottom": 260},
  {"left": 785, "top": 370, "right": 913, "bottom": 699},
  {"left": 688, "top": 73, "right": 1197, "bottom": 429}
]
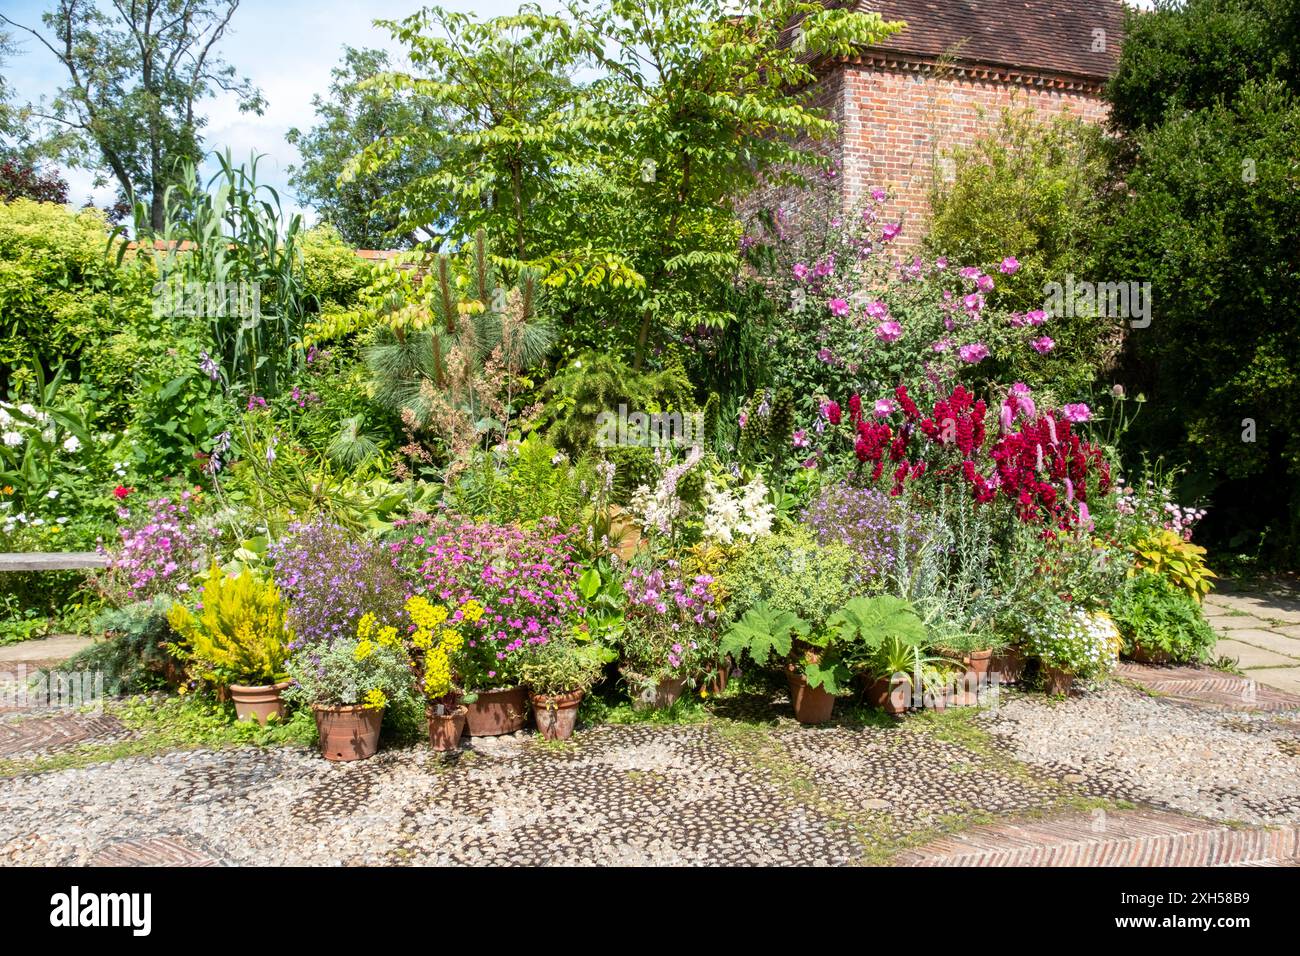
[
  {"left": 617, "top": 559, "right": 721, "bottom": 686},
  {"left": 402, "top": 516, "right": 585, "bottom": 690},
  {"left": 97, "top": 491, "right": 221, "bottom": 604},
  {"left": 744, "top": 189, "right": 1067, "bottom": 406}
]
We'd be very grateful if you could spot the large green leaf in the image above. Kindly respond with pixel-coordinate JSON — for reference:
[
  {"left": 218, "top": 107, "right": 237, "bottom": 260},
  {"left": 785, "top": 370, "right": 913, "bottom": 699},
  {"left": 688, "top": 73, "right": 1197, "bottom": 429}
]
[
  {"left": 827, "top": 595, "right": 927, "bottom": 650},
  {"left": 719, "top": 601, "right": 808, "bottom": 666}
]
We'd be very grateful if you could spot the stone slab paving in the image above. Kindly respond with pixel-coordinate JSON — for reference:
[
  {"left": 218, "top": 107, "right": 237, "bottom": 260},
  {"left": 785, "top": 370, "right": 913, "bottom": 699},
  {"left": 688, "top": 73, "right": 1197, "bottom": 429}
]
[
  {"left": 1204, "top": 582, "right": 1300, "bottom": 694},
  {"left": 0, "top": 634, "right": 93, "bottom": 667}
]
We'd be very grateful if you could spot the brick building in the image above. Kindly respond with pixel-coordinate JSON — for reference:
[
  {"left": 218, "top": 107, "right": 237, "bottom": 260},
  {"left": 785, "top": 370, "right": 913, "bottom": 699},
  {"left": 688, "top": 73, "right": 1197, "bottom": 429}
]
[{"left": 754, "top": 0, "right": 1128, "bottom": 246}]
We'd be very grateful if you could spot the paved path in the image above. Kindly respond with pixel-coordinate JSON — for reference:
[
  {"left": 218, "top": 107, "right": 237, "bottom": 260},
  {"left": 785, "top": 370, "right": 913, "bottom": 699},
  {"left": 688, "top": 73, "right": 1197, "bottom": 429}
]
[
  {"left": 0, "top": 634, "right": 93, "bottom": 668},
  {"left": 1204, "top": 580, "right": 1300, "bottom": 695}
]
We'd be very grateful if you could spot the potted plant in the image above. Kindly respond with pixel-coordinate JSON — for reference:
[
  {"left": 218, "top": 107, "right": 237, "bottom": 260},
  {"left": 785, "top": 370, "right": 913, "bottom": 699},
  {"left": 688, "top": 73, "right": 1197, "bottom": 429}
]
[
  {"left": 721, "top": 601, "right": 862, "bottom": 724},
  {"left": 1022, "top": 601, "right": 1122, "bottom": 696},
  {"left": 519, "top": 637, "right": 610, "bottom": 741},
  {"left": 408, "top": 520, "right": 588, "bottom": 736},
  {"left": 833, "top": 597, "right": 932, "bottom": 716},
  {"left": 617, "top": 561, "right": 720, "bottom": 710},
  {"left": 284, "top": 613, "right": 417, "bottom": 761},
  {"left": 166, "top": 564, "right": 292, "bottom": 723},
  {"left": 408, "top": 595, "right": 469, "bottom": 750}
]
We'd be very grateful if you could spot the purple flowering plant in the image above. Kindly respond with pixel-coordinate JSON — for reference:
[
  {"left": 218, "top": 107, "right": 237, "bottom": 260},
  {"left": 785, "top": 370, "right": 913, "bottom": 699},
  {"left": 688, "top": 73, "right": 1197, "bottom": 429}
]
[
  {"left": 97, "top": 491, "right": 219, "bottom": 604},
  {"left": 270, "top": 518, "right": 410, "bottom": 650},
  {"left": 617, "top": 559, "right": 721, "bottom": 685},
  {"left": 400, "top": 516, "right": 585, "bottom": 689},
  {"left": 801, "top": 483, "right": 927, "bottom": 589}
]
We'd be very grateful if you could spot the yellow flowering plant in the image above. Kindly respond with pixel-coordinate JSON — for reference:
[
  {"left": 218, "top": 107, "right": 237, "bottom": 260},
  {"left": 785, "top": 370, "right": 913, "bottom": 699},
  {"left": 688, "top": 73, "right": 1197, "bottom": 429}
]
[
  {"left": 407, "top": 595, "right": 469, "bottom": 707},
  {"left": 283, "top": 611, "right": 418, "bottom": 711},
  {"left": 167, "top": 564, "right": 292, "bottom": 686}
]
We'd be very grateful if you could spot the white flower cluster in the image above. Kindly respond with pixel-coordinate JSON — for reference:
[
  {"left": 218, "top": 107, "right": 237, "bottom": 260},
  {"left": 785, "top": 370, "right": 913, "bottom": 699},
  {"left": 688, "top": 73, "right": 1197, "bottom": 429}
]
[
  {"left": 630, "top": 447, "right": 703, "bottom": 537},
  {"left": 702, "top": 475, "right": 774, "bottom": 546},
  {"left": 1024, "top": 607, "right": 1121, "bottom": 677},
  {"left": 0, "top": 402, "right": 80, "bottom": 453}
]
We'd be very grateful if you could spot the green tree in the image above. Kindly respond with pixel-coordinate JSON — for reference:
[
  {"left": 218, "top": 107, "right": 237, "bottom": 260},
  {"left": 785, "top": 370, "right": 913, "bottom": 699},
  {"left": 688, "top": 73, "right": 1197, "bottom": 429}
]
[
  {"left": 350, "top": 0, "right": 902, "bottom": 369},
  {"left": 2, "top": 0, "right": 264, "bottom": 231},
  {"left": 1101, "top": 0, "right": 1300, "bottom": 559},
  {"left": 288, "top": 47, "right": 447, "bottom": 249},
  {"left": 925, "top": 107, "right": 1118, "bottom": 397}
]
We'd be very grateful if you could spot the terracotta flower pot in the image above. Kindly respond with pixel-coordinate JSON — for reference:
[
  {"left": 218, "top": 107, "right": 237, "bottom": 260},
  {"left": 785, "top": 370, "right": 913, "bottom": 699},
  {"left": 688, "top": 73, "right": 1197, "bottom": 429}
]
[
  {"left": 313, "top": 704, "right": 384, "bottom": 762},
  {"left": 1042, "top": 665, "right": 1076, "bottom": 696},
  {"left": 532, "top": 690, "right": 583, "bottom": 741},
  {"left": 967, "top": 649, "right": 994, "bottom": 677},
  {"left": 625, "top": 669, "right": 685, "bottom": 711},
  {"left": 788, "top": 671, "right": 835, "bottom": 724},
  {"left": 228, "top": 681, "right": 290, "bottom": 724},
  {"left": 706, "top": 660, "right": 730, "bottom": 695},
  {"left": 868, "top": 675, "right": 913, "bottom": 715},
  {"left": 950, "top": 673, "right": 980, "bottom": 706},
  {"left": 1128, "top": 644, "right": 1171, "bottom": 665},
  {"left": 426, "top": 705, "right": 467, "bottom": 751},
  {"left": 990, "top": 647, "right": 1025, "bottom": 685},
  {"left": 464, "top": 686, "right": 529, "bottom": 736}
]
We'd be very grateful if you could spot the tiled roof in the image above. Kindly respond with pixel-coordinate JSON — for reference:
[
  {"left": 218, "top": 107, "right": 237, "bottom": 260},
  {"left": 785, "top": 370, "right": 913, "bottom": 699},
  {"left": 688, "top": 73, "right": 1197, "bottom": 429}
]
[{"left": 852, "top": 0, "right": 1127, "bottom": 79}]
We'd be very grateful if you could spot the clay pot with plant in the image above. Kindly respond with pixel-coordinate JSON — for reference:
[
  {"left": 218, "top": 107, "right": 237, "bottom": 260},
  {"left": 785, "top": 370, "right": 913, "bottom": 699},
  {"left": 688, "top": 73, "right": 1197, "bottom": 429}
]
[
  {"left": 520, "top": 637, "right": 611, "bottom": 741},
  {"left": 166, "top": 564, "right": 293, "bottom": 724},
  {"left": 721, "top": 602, "right": 856, "bottom": 725},
  {"left": 833, "top": 596, "right": 934, "bottom": 717},
  {"left": 284, "top": 613, "right": 418, "bottom": 761},
  {"left": 407, "top": 595, "right": 469, "bottom": 750}
]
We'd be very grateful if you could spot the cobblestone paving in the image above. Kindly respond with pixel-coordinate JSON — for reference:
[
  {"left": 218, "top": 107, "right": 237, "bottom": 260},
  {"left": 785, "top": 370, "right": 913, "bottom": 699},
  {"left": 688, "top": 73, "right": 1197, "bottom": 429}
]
[
  {"left": 2, "top": 610, "right": 1299, "bottom": 866},
  {"left": 1, "top": 678, "right": 1296, "bottom": 866}
]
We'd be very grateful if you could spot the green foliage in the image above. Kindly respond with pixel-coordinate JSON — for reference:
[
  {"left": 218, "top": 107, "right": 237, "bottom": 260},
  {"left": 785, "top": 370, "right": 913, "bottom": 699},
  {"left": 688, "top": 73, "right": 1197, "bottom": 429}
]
[
  {"left": 1100, "top": 73, "right": 1300, "bottom": 557},
  {"left": 63, "top": 597, "right": 177, "bottom": 694},
  {"left": 166, "top": 565, "right": 292, "bottom": 686},
  {"left": 531, "top": 351, "right": 695, "bottom": 458},
  {"left": 719, "top": 601, "right": 807, "bottom": 666},
  {"left": 719, "top": 525, "right": 858, "bottom": 632},
  {"left": 1112, "top": 571, "right": 1218, "bottom": 663},
  {"left": 284, "top": 634, "right": 417, "bottom": 710},
  {"left": 133, "top": 151, "right": 309, "bottom": 399},
  {"left": 518, "top": 636, "right": 610, "bottom": 696},
  {"left": 363, "top": 230, "right": 555, "bottom": 469},
  {"left": 925, "top": 108, "right": 1117, "bottom": 396},
  {"left": 1130, "top": 530, "right": 1217, "bottom": 603},
  {"left": 1106, "top": 0, "right": 1300, "bottom": 136},
  {"left": 450, "top": 437, "right": 596, "bottom": 527},
  {"left": 350, "top": 1, "right": 903, "bottom": 367},
  {"left": 288, "top": 47, "right": 447, "bottom": 249},
  {"left": 0, "top": 200, "right": 153, "bottom": 393}
]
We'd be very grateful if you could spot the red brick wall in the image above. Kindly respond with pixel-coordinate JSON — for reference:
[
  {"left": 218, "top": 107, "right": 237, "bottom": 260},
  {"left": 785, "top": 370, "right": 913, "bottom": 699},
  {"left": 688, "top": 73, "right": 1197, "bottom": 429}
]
[
  {"left": 839, "top": 64, "right": 1109, "bottom": 249},
  {"left": 741, "top": 61, "right": 1110, "bottom": 253}
]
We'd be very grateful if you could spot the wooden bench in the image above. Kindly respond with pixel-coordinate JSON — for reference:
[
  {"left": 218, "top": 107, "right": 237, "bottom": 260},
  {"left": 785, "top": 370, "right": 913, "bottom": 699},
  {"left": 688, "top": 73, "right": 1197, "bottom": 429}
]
[{"left": 0, "top": 552, "right": 108, "bottom": 572}]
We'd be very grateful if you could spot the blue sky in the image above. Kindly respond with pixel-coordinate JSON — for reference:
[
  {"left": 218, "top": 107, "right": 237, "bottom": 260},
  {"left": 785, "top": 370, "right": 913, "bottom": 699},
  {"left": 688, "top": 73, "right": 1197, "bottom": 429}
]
[{"left": 1, "top": 0, "right": 565, "bottom": 221}]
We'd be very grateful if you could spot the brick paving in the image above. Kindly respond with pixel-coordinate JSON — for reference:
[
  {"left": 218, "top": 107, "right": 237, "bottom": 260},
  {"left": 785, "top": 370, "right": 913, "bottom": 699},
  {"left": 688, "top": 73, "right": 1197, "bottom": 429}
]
[
  {"left": 898, "top": 809, "right": 1300, "bottom": 866},
  {"left": 1115, "top": 661, "right": 1300, "bottom": 712}
]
